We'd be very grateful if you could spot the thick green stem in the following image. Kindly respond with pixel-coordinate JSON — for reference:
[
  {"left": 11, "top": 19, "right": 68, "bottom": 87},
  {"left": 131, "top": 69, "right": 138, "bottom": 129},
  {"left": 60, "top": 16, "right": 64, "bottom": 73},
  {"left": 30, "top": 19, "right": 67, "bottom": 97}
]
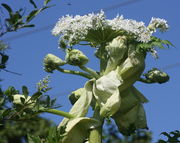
[
  {"left": 42, "top": 108, "right": 75, "bottom": 119},
  {"left": 79, "top": 65, "right": 99, "bottom": 79},
  {"left": 89, "top": 105, "right": 104, "bottom": 143},
  {"left": 56, "top": 67, "right": 93, "bottom": 79}
]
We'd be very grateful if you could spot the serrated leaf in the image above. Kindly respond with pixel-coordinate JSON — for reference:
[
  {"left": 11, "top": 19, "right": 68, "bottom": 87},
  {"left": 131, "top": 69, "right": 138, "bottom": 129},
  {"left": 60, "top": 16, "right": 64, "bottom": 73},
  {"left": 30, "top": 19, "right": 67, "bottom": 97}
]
[
  {"left": 161, "top": 40, "right": 175, "bottom": 47},
  {"left": 1, "top": 3, "right": 12, "bottom": 15},
  {"left": 29, "top": 0, "right": 37, "bottom": 8},
  {"left": 152, "top": 41, "right": 165, "bottom": 49},
  {"left": 22, "top": 86, "right": 29, "bottom": 96}
]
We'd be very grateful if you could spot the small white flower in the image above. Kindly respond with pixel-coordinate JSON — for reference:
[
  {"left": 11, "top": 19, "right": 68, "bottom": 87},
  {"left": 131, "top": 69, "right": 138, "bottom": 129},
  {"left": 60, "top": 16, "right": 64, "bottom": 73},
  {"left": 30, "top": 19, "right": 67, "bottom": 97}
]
[
  {"left": 52, "top": 11, "right": 168, "bottom": 46},
  {"left": 148, "top": 17, "right": 169, "bottom": 32}
]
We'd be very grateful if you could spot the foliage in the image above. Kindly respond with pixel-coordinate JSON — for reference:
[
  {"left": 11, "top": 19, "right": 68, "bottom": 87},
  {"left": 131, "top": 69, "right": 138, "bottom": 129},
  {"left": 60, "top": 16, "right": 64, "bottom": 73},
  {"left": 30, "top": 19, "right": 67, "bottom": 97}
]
[
  {"left": 0, "top": 116, "right": 52, "bottom": 143},
  {"left": 157, "top": 130, "right": 180, "bottom": 143},
  {"left": 0, "top": 77, "right": 57, "bottom": 122},
  {"left": 0, "top": 0, "right": 53, "bottom": 36}
]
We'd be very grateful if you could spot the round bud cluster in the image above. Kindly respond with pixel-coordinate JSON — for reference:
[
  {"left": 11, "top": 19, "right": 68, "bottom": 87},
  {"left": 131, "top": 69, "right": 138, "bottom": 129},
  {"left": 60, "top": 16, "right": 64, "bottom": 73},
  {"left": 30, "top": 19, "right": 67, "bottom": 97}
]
[
  {"left": 43, "top": 54, "right": 66, "bottom": 73},
  {"left": 144, "top": 68, "right": 169, "bottom": 83},
  {"left": 65, "top": 49, "right": 89, "bottom": 66}
]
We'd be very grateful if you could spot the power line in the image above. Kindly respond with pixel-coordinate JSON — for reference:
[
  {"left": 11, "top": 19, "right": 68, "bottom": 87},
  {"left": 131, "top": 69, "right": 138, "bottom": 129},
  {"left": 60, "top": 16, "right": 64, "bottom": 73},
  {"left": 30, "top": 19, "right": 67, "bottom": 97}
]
[
  {"left": 2, "top": 0, "right": 180, "bottom": 70},
  {"left": 2, "top": 0, "right": 141, "bottom": 42}
]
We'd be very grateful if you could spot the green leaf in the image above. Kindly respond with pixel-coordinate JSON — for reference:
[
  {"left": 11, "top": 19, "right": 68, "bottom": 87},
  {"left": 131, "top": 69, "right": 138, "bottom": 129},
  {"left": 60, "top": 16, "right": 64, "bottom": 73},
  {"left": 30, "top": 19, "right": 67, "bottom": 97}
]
[
  {"left": 44, "top": 0, "right": 52, "bottom": 5},
  {"left": 4, "top": 86, "right": 18, "bottom": 97},
  {"left": 1, "top": 54, "right": 9, "bottom": 65},
  {"left": 1, "top": 3, "right": 12, "bottom": 15},
  {"left": 2, "top": 108, "right": 12, "bottom": 117},
  {"left": 26, "top": 10, "right": 39, "bottom": 23},
  {"left": 29, "top": 0, "right": 37, "bottom": 8},
  {"left": 161, "top": 40, "right": 175, "bottom": 47},
  {"left": 20, "top": 97, "right": 25, "bottom": 104},
  {"left": 22, "top": 86, "right": 29, "bottom": 96},
  {"left": 0, "top": 97, "right": 5, "bottom": 106},
  {"left": 31, "top": 91, "right": 42, "bottom": 100},
  {"left": 28, "top": 134, "right": 41, "bottom": 143},
  {"left": 21, "top": 24, "right": 35, "bottom": 28}
]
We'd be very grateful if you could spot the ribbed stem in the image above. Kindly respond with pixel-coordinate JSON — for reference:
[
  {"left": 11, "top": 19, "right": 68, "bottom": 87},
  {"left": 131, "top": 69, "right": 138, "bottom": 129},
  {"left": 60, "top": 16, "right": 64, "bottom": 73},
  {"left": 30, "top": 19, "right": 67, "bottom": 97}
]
[{"left": 89, "top": 105, "right": 103, "bottom": 143}]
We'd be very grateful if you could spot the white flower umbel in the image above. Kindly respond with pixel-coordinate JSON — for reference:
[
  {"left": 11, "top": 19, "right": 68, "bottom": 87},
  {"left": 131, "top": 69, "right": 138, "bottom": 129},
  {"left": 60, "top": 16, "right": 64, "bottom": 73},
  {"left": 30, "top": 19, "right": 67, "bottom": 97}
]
[
  {"left": 107, "top": 15, "right": 151, "bottom": 43},
  {"left": 52, "top": 11, "right": 168, "bottom": 46},
  {"left": 52, "top": 10, "right": 107, "bottom": 46},
  {"left": 148, "top": 17, "right": 169, "bottom": 32}
]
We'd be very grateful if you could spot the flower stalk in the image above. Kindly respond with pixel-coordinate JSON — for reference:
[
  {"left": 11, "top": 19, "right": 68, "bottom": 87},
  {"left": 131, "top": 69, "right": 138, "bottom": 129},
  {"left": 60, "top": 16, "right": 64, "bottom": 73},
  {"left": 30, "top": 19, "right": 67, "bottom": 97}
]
[
  {"left": 79, "top": 65, "right": 99, "bottom": 79},
  {"left": 56, "top": 67, "right": 93, "bottom": 79},
  {"left": 42, "top": 108, "right": 75, "bottom": 119}
]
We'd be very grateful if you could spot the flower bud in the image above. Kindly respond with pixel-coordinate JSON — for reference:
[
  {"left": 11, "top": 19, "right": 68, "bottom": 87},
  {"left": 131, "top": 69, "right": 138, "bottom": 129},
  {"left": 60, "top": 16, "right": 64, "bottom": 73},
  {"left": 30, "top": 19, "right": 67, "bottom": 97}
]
[
  {"left": 65, "top": 49, "right": 89, "bottom": 66},
  {"left": 43, "top": 54, "right": 66, "bottom": 73},
  {"left": 144, "top": 68, "right": 169, "bottom": 84}
]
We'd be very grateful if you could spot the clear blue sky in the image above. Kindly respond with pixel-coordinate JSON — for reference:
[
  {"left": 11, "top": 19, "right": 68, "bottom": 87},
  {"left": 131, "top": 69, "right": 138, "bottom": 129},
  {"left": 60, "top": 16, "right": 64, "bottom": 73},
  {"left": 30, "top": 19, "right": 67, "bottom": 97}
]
[{"left": 1, "top": 0, "right": 180, "bottom": 142}]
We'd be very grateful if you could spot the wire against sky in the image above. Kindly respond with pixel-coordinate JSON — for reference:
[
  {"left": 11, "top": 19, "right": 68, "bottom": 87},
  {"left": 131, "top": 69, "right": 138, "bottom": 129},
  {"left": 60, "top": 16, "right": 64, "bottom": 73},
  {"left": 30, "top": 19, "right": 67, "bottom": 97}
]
[{"left": 2, "top": 0, "right": 142, "bottom": 42}]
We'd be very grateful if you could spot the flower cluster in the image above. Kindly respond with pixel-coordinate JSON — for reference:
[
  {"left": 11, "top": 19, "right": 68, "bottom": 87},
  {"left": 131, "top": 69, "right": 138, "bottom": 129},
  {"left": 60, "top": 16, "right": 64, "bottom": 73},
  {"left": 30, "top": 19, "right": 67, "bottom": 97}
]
[
  {"left": 148, "top": 17, "right": 169, "bottom": 32},
  {"left": 52, "top": 11, "right": 169, "bottom": 46},
  {"left": 52, "top": 11, "right": 106, "bottom": 46}
]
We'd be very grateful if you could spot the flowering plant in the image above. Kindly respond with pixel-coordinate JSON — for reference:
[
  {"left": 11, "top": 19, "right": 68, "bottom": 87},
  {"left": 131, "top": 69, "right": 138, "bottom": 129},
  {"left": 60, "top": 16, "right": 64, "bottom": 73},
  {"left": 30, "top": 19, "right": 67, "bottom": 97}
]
[{"left": 43, "top": 11, "right": 173, "bottom": 143}]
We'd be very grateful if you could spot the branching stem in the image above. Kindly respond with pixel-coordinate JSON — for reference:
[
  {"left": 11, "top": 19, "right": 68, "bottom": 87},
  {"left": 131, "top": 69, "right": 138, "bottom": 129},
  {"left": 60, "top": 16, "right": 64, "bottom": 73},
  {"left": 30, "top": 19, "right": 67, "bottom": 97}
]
[
  {"left": 56, "top": 67, "right": 93, "bottom": 79},
  {"left": 79, "top": 65, "right": 99, "bottom": 79}
]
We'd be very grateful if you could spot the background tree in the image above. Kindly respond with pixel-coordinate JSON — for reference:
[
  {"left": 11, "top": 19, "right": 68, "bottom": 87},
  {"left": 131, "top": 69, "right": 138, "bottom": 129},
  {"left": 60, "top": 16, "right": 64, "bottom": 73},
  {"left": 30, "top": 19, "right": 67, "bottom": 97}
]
[{"left": 0, "top": 1, "right": 55, "bottom": 143}]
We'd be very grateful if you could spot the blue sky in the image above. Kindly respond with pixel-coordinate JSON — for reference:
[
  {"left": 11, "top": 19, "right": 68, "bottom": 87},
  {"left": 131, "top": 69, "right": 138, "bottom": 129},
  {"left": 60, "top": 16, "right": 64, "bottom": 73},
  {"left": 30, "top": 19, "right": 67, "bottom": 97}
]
[{"left": 1, "top": 0, "right": 180, "bottom": 141}]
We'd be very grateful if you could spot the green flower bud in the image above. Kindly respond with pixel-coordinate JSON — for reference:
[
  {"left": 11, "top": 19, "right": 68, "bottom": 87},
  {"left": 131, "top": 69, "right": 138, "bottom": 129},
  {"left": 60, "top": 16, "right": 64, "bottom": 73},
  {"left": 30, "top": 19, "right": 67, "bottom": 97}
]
[
  {"left": 43, "top": 54, "right": 66, "bottom": 73},
  {"left": 65, "top": 49, "right": 89, "bottom": 66},
  {"left": 144, "top": 68, "right": 169, "bottom": 84},
  {"left": 13, "top": 94, "right": 35, "bottom": 108}
]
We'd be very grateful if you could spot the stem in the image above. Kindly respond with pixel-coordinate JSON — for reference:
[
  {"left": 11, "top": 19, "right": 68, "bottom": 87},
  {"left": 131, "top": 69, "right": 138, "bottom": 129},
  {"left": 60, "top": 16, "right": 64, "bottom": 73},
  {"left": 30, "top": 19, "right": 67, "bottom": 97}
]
[
  {"left": 79, "top": 65, "right": 99, "bottom": 79},
  {"left": 89, "top": 105, "right": 104, "bottom": 143},
  {"left": 42, "top": 108, "right": 75, "bottom": 119},
  {"left": 138, "top": 77, "right": 156, "bottom": 84},
  {"left": 56, "top": 67, "right": 93, "bottom": 79}
]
